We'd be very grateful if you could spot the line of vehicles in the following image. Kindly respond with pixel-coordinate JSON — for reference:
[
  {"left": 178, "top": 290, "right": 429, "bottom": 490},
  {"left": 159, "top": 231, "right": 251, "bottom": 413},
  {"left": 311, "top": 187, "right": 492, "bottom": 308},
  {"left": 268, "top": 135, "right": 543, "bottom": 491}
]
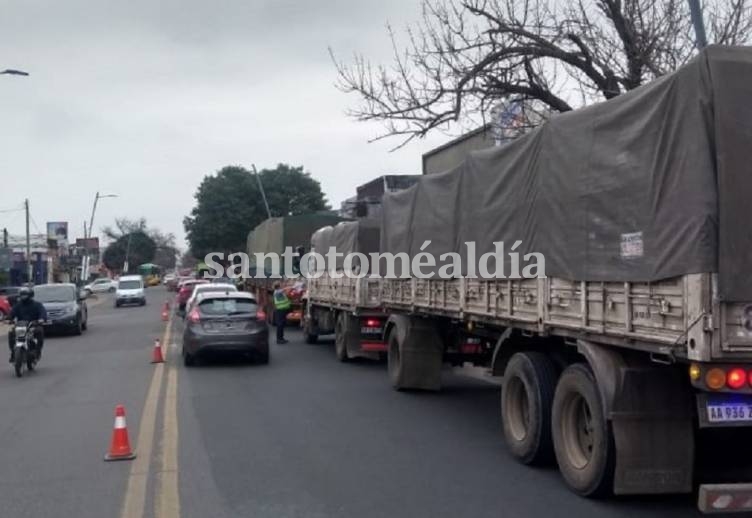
[{"left": 236, "top": 47, "right": 752, "bottom": 514}]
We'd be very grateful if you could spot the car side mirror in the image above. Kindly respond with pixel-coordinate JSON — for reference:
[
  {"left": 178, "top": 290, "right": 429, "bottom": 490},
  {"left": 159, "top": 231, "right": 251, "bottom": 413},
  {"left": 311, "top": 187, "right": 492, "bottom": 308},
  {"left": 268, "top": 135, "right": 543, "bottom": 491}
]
[{"left": 78, "top": 289, "right": 88, "bottom": 301}]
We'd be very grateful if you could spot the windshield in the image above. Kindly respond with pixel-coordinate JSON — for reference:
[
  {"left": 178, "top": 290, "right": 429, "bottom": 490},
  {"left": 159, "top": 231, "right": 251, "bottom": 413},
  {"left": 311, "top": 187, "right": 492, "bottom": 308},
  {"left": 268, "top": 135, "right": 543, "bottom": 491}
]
[
  {"left": 198, "top": 298, "right": 257, "bottom": 316},
  {"left": 118, "top": 280, "right": 142, "bottom": 290},
  {"left": 35, "top": 285, "right": 76, "bottom": 303}
]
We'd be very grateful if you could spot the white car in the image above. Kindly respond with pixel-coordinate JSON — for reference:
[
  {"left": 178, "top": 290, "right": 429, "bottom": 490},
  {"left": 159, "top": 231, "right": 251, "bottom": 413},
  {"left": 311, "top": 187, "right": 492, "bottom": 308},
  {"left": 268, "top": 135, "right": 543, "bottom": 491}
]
[
  {"left": 84, "top": 278, "right": 117, "bottom": 294},
  {"left": 162, "top": 273, "right": 176, "bottom": 285},
  {"left": 115, "top": 275, "right": 146, "bottom": 307},
  {"left": 184, "top": 283, "right": 237, "bottom": 315}
]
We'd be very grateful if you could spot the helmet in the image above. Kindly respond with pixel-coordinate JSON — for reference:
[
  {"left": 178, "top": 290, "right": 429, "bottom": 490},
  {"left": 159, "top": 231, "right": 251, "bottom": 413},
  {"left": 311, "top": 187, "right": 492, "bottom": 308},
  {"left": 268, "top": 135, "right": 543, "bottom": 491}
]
[{"left": 18, "top": 286, "right": 34, "bottom": 302}]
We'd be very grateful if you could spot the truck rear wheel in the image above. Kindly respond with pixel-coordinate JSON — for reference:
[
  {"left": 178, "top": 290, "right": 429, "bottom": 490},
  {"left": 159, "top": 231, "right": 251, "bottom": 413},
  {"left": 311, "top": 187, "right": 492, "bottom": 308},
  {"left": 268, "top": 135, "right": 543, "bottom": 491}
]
[
  {"left": 552, "top": 363, "right": 614, "bottom": 497},
  {"left": 387, "top": 332, "right": 404, "bottom": 389},
  {"left": 501, "top": 352, "right": 557, "bottom": 465},
  {"left": 335, "top": 313, "right": 349, "bottom": 362}
]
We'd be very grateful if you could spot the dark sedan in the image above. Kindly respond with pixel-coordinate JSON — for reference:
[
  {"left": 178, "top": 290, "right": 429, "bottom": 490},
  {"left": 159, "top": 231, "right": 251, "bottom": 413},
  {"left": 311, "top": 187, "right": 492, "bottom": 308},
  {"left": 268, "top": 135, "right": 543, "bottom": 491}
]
[{"left": 182, "top": 292, "right": 268, "bottom": 366}]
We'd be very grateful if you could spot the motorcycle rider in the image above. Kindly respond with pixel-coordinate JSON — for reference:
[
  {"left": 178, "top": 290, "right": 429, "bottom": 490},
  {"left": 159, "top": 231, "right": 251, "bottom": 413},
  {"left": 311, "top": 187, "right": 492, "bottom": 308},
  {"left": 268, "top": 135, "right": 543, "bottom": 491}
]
[{"left": 7, "top": 286, "right": 47, "bottom": 362}]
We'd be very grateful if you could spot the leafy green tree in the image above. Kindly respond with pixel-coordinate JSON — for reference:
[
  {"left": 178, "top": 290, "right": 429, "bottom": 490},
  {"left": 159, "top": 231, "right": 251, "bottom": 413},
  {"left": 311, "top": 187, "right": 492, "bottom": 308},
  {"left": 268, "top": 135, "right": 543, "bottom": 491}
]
[
  {"left": 103, "top": 218, "right": 178, "bottom": 270},
  {"left": 184, "top": 164, "right": 330, "bottom": 258},
  {"left": 102, "top": 231, "right": 157, "bottom": 274}
]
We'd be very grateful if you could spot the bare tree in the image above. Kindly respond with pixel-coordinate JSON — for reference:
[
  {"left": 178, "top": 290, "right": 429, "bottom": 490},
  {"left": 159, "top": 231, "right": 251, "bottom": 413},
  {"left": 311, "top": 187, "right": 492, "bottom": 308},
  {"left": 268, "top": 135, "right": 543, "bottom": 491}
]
[{"left": 332, "top": 0, "right": 752, "bottom": 149}]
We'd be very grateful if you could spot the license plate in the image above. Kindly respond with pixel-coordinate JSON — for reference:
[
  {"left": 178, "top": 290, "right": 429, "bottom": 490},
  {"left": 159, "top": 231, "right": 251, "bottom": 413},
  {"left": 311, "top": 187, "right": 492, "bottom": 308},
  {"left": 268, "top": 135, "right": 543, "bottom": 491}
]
[
  {"left": 707, "top": 404, "right": 752, "bottom": 423},
  {"left": 361, "top": 327, "right": 383, "bottom": 335}
]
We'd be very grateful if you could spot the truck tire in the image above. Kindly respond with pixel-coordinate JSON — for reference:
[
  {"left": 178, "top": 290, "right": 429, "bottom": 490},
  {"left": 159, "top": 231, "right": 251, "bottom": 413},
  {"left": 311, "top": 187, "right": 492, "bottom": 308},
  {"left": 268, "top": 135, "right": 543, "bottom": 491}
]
[
  {"left": 303, "top": 315, "right": 318, "bottom": 344},
  {"left": 335, "top": 313, "right": 349, "bottom": 362},
  {"left": 552, "top": 363, "right": 615, "bottom": 497},
  {"left": 501, "top": 352, "right": 557, "bottom": 465},
  {"left": 387, "top": 332, "right": 404, "bottom": 389}
]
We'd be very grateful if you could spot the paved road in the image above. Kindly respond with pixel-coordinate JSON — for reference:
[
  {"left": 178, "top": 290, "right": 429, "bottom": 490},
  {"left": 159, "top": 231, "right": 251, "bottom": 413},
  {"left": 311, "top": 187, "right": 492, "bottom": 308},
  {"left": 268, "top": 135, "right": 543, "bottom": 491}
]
[{"left": 0, "top": 286, "right": 706, "bottom": 517}]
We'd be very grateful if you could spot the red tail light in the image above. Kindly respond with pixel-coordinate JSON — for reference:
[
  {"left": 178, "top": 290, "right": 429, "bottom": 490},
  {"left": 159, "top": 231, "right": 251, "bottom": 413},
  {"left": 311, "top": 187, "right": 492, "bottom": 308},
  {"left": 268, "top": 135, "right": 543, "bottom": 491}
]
[
  {"left": 728, "top": 368, "right": 746, "bottom": 390},
  {"left": 256, "top": 310, "right": 266, "bottom": 321},
  {"left": 187, "top": 308, "right": 201, "bottom": 323},
  {"left": 365, "top": 318, "right": 381, "bottom": 327}
]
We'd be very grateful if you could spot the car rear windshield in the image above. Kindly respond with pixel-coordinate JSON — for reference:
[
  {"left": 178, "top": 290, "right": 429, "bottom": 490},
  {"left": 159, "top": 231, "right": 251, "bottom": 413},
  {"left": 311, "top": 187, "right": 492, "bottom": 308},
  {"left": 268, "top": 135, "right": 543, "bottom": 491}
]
[
  {"left": 196, "top": 286, "right": 236, "bottom": 296},
  {"left": 118, "top": 280, "right": 142, "bottom": 290},
  {"left": 35, "top": 285, "right": 76, "bottom": 303},
  {"left": 198, "top": 298, "right": 257, "bottom": 316}
]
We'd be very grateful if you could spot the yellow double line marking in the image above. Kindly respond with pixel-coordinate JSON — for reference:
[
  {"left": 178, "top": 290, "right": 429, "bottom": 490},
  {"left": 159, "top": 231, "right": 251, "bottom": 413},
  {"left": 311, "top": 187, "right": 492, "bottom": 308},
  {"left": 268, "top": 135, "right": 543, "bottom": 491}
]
[{"left": 119, "top": 314, "right": 181, "bottom": 518}]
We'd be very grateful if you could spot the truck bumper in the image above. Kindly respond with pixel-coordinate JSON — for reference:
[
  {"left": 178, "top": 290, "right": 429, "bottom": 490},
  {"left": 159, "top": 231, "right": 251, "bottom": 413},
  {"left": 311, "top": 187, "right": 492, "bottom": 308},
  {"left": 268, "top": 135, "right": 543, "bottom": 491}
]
[{"left": 699, "top": 483, "right": 752, "bottom": 513}]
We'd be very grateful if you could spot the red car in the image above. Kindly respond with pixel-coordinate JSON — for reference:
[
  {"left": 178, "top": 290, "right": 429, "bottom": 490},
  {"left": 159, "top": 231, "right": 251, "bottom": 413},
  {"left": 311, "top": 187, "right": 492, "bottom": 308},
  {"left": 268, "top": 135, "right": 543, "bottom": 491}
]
[
  {"left": 0, "top": 295, "right": 11, "bottom": 320},
  {"left": 176, "top": 280, "right": 209, "bottom": 313}
]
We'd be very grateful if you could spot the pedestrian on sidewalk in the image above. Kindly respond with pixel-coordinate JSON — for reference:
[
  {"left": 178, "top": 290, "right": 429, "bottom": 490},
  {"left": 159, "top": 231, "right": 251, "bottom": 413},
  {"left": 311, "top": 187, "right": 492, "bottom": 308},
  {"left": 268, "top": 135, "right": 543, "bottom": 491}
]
[{"left": 272, "top": 282, "right": 291, "bottom": 344}]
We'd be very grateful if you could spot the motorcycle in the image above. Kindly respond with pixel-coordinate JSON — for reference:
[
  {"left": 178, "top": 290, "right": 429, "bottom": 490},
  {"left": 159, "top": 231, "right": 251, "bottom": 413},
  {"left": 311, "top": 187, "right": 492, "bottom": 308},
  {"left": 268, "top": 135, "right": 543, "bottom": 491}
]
[{"left": 11, "top": 321, "right": 40, "bottom": 378}]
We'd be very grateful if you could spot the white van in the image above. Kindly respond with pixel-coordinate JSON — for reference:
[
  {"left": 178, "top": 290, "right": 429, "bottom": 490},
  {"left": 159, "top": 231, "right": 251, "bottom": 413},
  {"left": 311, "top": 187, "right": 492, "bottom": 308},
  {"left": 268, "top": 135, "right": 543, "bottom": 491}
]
[{"left": 115, "top": 275, "right": 146, "bottom": 307}]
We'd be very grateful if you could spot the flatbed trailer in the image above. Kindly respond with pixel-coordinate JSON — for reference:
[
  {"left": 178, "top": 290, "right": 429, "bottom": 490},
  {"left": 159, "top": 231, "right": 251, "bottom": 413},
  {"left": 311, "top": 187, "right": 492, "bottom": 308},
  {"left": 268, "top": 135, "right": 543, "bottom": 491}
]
[
  {"left": 372, "top": 273, "right": 752, "bottom": 511},
  {"left": 304, "top": 275, "right": 389, "bottom": 360}
]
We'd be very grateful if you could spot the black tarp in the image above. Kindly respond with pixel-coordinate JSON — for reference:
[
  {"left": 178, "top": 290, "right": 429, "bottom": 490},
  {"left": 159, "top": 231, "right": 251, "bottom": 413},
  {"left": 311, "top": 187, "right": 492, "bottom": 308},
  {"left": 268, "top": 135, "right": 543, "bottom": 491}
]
[{"left": 381, "top": 45, "right": 752, "bottom": 300}]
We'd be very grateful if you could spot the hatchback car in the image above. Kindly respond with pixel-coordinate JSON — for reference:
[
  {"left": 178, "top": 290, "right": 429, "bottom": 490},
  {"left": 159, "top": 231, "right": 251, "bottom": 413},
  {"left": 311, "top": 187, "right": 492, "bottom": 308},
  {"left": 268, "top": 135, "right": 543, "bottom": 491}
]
[
  {"left": 176, "top": 279, "right": 209, "bottom": 314},
  {"left": 184, "top": 283, "right": 237, "bottom": 315},
  {"left": 182, "top": 292, "right": 268, "bottom": 366},
  {"left": 0, "top": 295, "right": 11, "bottom": 320},
  {"left": 0, "top": 286, "right": 22, "bottom": 307}
]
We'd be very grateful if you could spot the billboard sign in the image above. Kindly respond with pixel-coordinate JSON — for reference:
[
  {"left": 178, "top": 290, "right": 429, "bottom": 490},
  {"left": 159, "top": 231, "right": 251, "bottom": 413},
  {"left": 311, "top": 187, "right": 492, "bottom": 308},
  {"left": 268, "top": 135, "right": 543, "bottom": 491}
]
[
  {"left": 0, "top": 247, "right": 11, "bottom": 270},
  {"left": 76, "top": 237, "right": 99, "bottom": 251},
  {"left": 47, "top": 221, "right": 68, "bottom": 241}
]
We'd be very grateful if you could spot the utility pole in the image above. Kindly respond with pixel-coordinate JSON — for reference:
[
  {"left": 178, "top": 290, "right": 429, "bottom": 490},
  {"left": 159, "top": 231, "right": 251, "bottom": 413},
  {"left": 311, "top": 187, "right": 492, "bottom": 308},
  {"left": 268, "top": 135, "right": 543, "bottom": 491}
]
[
  {"left": 123, "top": 232, "right": 133, "bottom": 274},
  {"left": 80, "top": 191, "right": 117, "bottom": 282},
  {"left": 252, "top": 164, "right": 272, "bottom": 219},
  {"left": 25, "top": 199, "right": 32, "bottom": 284},
  {"left": 687, "top": 0, "right": 708, "bottom": 49}
]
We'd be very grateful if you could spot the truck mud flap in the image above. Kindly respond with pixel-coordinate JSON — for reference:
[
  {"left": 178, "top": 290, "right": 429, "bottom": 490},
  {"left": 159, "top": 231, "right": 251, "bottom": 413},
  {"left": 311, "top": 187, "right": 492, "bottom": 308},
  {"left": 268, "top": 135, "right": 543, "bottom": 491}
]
[
  {"left": 578, "top": 340, "right": 694, "bottom": 495},
  {"left": 389, "top": 316, "right": 443, "bottom": 391}
]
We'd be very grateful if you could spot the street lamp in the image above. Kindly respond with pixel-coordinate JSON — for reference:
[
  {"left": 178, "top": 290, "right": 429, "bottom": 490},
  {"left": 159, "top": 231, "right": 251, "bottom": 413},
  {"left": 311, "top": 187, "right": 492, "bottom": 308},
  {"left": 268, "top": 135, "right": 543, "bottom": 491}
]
[
  {"left": 1, "top": 69, "right": 30, "bottom": 76},
  {"left": 81, "top": 192, "right": 118, "bottom": 281}
]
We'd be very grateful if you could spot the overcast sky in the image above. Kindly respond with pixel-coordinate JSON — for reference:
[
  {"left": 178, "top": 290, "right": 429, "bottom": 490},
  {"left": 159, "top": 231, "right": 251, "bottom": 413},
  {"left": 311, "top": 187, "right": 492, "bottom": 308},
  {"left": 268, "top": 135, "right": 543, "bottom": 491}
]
[{"left": 0, "top": 0, "right": 447, "bottom": 248}]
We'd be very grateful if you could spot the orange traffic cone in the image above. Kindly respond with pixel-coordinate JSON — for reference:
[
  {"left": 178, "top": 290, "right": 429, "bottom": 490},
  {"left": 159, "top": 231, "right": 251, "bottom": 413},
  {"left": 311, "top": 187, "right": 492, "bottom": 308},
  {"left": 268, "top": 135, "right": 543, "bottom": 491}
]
[
  {"left": 104, "top": 405, "right": 136, "bottom": 461},
  {"left": 151, "top": 339, "right": 164, "bottom": 364},
  {"left": 161, "top": 301, "right": 169, "bottom": 321}
]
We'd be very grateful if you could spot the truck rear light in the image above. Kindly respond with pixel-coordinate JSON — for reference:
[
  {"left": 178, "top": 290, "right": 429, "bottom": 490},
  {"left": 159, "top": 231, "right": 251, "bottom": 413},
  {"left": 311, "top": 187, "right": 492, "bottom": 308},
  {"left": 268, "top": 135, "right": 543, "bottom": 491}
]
[
  {"left": 365, "top": 318, "right": 381, "bottom": 327},
  {"left": 727, "top": 368, "right": 747, "bottom": 390},
  {"left": 689, "top": 363, "right": 701, "bottom": 381},
  {"left": 187, "top": 308, "right": 201, "bottom": 323},
  {"left": 460, "top": 343, "right": 482, "bottom": 354},
  {"left": 705, "top": 368, "right": 726, "bottom": 390}
]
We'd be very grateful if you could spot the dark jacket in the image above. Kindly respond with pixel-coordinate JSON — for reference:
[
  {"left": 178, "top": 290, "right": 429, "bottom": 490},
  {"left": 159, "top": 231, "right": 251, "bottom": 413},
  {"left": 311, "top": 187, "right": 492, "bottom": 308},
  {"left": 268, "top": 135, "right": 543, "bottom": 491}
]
[{"left": 9, "top": 300, "right": 47, "bottom": 322}]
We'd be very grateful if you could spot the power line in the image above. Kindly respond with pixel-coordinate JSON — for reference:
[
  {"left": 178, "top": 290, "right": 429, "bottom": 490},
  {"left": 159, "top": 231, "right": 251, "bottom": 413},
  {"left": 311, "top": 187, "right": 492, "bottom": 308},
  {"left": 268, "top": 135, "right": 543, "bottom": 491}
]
[{"left": 28, "top": 211, "right": 42, "bottom": 235}]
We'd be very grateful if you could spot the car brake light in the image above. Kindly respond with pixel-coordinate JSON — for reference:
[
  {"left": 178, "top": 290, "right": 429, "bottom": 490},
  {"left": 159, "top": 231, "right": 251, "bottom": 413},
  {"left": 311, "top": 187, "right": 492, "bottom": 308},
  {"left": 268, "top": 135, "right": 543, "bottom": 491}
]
[
  {"left": 727, "top": 368, "right": 746, "bottom": 390},
  {"left": 256, "top": 310, "right": 266, "bottom": 321},
  {"left": 187, "top": 308, "right": 201, "bottom": 323},
  {"left": 365, "top": 318, "right": 380, "bottom": 327}
]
